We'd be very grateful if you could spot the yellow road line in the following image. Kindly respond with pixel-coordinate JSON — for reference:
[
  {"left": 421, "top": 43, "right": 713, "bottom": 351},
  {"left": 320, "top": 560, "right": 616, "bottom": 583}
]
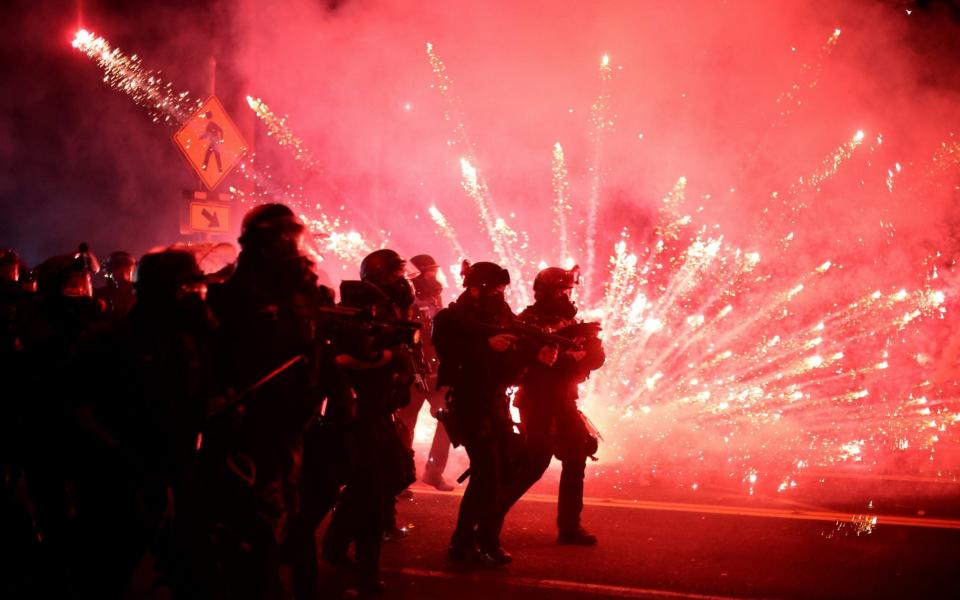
[
  {"left": 391, "top": 567, "right": 758, "bottom": 600},
  {"left": 412, "top": 486, "right": 960, "bottom": 530},
  {"left": 805, "top": 471, "right": 960, "bottom": 484}
]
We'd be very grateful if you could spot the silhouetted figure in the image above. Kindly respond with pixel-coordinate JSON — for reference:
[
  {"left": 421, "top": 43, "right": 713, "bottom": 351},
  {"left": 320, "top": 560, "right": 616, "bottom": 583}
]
[
  {"left": 0, "top": 248, "right": 24, "bottom": 354},
  {"left": 16, "top": 249, "right": 103, "bottom": 595},
  {"left": 207, "top": 204, "right": 327, "bottom": 600},
  {"left": 69, "top": 249, "right": 217, "bottom": 597},
  {"left": 495, "top": 266, "right": 605, "bottom": 546},
  {"left": 399, "top": 254, "right": 455, "bottom": 491},
  {"left": 94, "top": 250, "right": 137, "bottom": 318},
  {"left": 321, "top": 249, "right": 417, "bottom": 594},
  {"left": 433, "top": 261, "right": 552, "bottom": 567},
  {"left": 0, "top": 247, "right": 37, "bottom": 598}
]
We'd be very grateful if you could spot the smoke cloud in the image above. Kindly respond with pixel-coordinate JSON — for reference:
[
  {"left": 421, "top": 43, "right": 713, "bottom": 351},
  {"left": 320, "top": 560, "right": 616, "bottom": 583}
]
[{"left": 2, "top": 0, "right": 960, "bottom": 495}]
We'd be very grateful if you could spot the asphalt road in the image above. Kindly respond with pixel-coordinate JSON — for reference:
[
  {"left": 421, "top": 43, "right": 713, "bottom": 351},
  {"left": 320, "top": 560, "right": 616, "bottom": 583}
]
[{"left": 337, "top": 473, "right": 960, "bottom": 600}]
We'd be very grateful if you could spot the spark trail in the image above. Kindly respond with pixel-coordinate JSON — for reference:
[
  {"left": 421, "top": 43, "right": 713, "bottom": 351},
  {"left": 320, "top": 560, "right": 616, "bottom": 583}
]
[
  {"left": 773, "top": 28, "right": 843, "bottom": 126},
  {"left": 552, "top": 142, "right": 573, "bottom": 264},
  {"left": 425, "top": 42, "right": 531, "bottom": 304},
  {"left": 72, "top": 29, "right": 198, "bottom": 126},
  {"left": 429, "top": 204, "right": 467, "bottom": 261},
  {"left": 246, "top": 96, "right": 320, "bottom": 171},
  {"left": 584, "top": 54, "right": 614, "bottom": 306}
]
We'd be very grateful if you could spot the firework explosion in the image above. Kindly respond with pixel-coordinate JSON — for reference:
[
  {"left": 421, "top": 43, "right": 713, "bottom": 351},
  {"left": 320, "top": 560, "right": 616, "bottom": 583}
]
[
  {"left": 419, "top": 29, "right": 960, "bottom": 497},
  {"left": 73, "top": 19, "right": 960, "bottom": 500}
]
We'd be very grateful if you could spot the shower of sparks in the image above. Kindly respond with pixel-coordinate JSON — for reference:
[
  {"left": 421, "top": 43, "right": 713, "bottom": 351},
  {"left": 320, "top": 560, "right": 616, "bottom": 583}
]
[
  {"left": 742, "top": 28, "right": 845, "bottom": 177},
  {"left": 429, "top": 205, "right": 467, "bottom": 261},
  {"left": 929, "top": 133, "right": 960, "bottom": 177},
  {"left": 71, "top": 29, "right": 198, "bottom": 126},
  {"left": 425, "top": 42, "right": 476, "bottom": 160},
  {"left": 304, "top": 214, "right": 375, "bottom": 267},
  {"left": 246, "top": 95, "right": 320, "bottom": 171},
  {"left": 763, "top": 130, "right": 866, "bottom": 233},
  {"left": 584, "top": 53, "right": 615, "bottom": 305},
  {"left": 75, "top": 29, "right": 960, "bottom": 498},
  {"left": 824, "top": 514, "right": 879, "bottom": 538},
  {"left": 418, "top": 35, "right": 960, "bottom": 496},
  {"left": 885, "top": 162, "right": 902, "bottom": 193},
  {"left": 773, "top": 28, "right": 842, "bottom": 126},
  {"left": 551, "top": 142, "right": 574, "bottom": 264},
  {"left": 459, "top": 157, "right": 531, "bottom": 306},
  {"left": 426, "top": 43, "right": 533, "bottom": 302},
  {"left": 793, "top": 129, "right": 866, "bottom": 192},
  {"left": 577, "top": 196, "right": 953, "bottom": 492}
]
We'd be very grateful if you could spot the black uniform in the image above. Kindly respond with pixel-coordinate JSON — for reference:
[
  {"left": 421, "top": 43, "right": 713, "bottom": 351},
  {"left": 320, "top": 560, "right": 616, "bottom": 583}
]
[
  {"left": 206, "top": 204, "right": 327, "bottom": 600},
  {"left": 432, "top": 286, "right": 529, "bottom": 561},
  {"left": 497, "top": 303, "right": 605, "bottom": 540},
  {"left": 16, "top": 254, "right": 104, "bottom": 595},
  {"left": 68, "top": 251, "right": 218, "bottom": 598},
  {"left": 94, "top": 278, "right": 136, "bottom": 318},
  {"left": 398, "top": 270, "right": 452, "bottom": 488},
  {"left": 321, "top": 277, "right": 417, "bottom": 593},
  {"left": 284, "top": 290, "right": 349, "bottom": 600}
]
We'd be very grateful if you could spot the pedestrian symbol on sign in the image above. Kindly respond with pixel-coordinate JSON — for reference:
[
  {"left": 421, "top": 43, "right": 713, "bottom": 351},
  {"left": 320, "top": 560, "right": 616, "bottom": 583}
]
[
  {"left": 174, "top": 97, "right": 247, "bottom": 190},
  {"left": 200, "top": 112, "right": 225, "bottom": 173}
]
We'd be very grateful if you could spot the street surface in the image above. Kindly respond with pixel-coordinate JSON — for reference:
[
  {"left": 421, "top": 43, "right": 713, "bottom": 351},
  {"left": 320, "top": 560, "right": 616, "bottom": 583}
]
[{"left": 360, "top": 465, "right": 960, "bottom": 600}]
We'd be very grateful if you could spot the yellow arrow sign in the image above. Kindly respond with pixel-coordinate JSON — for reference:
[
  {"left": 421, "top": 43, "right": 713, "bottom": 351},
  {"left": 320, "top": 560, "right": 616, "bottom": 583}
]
[{"left": 189, "top": 202, "right": 230, "bottom": 233}]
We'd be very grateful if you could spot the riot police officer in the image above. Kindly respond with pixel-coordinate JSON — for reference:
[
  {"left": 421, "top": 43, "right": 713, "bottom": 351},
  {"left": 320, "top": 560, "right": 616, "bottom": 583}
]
[
  {"left": 432, "top": 261, "right": 555, "bottom": 566},
  {"left": 399, "top": 254, "right": 454, "bottom": 491},
  {"left": 207, "top": 203, "right": 329, "bottom": 600},
  {"left": 320, "top": 249, "right": 417, "bottom": 594},
  {"left": 497, "top": 266, "right": 605, "bottom": 545},
  {"left": 94, "top": 251, "right": 137, "bottom": 318},
  {"left": 16, "top": 248, "right": 104, "bottom": 594},
  {"left": 69, "top": 249, "right": 217, "bottom": 597}
]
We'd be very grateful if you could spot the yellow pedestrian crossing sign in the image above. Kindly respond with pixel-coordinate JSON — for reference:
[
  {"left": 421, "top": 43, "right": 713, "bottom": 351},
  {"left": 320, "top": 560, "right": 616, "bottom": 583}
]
[{"left": 174, "top": 96, "right": 247, "bottom": 190}]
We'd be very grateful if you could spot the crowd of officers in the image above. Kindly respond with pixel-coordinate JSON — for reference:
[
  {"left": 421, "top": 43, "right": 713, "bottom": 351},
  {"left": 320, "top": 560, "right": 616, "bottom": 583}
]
[{"left": 0, "top": 203, "right": 605, "bottom": 599}]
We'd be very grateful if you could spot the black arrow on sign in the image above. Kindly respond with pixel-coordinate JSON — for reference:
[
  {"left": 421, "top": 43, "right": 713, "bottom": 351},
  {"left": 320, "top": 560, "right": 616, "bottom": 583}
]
[{"left": 201, "top": 208, "right": 220, "bottom": 228}]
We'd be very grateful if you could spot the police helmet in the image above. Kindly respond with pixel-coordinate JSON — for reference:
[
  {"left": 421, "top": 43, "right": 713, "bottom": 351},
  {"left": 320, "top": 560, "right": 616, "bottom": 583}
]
[
  {"left": 36, "top": 254, "right": 93, "bottom": 296},
  {"left": 238, "top": 203, "right": 304, "bottom": 247},
  {"left": 462, "top": 261, "right": 510, "bottom": 290},
  {"left": 0, "top": 248, "right": 19, "bottom": 267},
  {"left": 409, "top": 254, "right": 439, "bottom": 273},
  {"left": 106, "top": 251, "right": 136, "bottom": 271},
  {"left": 360, "top": 249, "right": 406, "bottom": 284},
  {"left": 533, "top": 266, "right": 579, "bottom": 296},
  {"left": 135, "top": 249, "right": 205, "bottom": 300}
]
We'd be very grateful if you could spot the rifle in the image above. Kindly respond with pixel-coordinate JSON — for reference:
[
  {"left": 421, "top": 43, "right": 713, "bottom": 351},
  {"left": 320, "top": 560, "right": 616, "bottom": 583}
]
[
  {"left": 456, "top": 317, "right": 580, "bottom": 350},
  {"left": 316, "top": 305, "right": 422, "bottom": 349}
]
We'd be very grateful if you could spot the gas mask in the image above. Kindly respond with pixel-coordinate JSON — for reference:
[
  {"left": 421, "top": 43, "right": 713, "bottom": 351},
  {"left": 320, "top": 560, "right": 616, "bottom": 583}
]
[
  {"left": 380, "top": 278, "right": 415, "bottom": 310},
  {"left": 539, "top": 293, "right": 578, "bottom": 320},
  {"left": 413, "top": 275, "right": 443, "bottom": 300},
  {"left": 477, "top": 288, "right": 510, "bottom": 319}
]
